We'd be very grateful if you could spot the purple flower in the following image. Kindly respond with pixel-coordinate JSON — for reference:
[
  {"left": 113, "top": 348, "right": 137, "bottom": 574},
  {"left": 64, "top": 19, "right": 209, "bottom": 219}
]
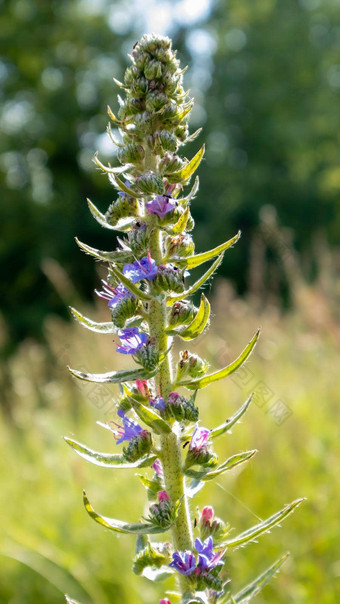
[
  {"left": 190, "top": 425, "right": 211, "bottom": 451},
  {"left": 109, "top": 411, "right": 144, "bottom": 444},
  {"left": 169, "top": 551, "right": 196, "bottom": 576},
  {"left": 95, "top": 280, "right": 133, "bottom": 308},
  {"left": 152, "top": 458, "right": 164, "bottom": 476},
  {"left": 195, "top": 537, "right": 224, "bottom": 572},
  {"left": 123, "top": 252, "right": 158, "bottom": 283},
  {"left": 149, "top": 396, "right": 166, "bottom": 412},
  {"left": 146, "top": 195, "right": 176, "bottom": 217},
  {"left": 116, "top": 327, "right": 148, "bottom": 354}
]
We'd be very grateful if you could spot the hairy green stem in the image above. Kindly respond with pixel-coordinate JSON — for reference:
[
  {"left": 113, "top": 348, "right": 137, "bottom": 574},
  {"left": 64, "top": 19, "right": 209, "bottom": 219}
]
[{"left": 148, "top": 225, "right": 194, "bottom": 597}]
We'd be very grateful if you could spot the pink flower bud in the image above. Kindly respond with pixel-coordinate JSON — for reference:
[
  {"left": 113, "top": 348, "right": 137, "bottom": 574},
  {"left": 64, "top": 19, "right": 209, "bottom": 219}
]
[
  {"left": 201, "top": 506, "right": 214, "bottom": 525},
  {"left": 159, "top": 599, "right": 171, "bottom": 604},
  {"left": 158, "top": 490, "right": 170, "bottom": 502}
]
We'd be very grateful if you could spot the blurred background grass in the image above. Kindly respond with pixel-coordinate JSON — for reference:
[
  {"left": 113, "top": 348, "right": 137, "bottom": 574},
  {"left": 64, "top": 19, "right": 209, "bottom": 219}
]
[{"left": 1, "top": 0, "right": 340, "bottom": 602}]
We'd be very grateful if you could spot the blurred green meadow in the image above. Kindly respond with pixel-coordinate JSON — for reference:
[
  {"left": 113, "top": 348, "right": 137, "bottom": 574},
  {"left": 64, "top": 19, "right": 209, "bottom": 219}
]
[{"left": 1, "top": 265, "right": 339, "bottom": 603}]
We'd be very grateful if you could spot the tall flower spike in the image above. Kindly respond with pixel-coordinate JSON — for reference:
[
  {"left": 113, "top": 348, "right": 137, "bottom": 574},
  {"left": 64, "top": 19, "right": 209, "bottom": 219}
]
[{"left": 65, "top": 33, "right": 303, "bottom": 604}]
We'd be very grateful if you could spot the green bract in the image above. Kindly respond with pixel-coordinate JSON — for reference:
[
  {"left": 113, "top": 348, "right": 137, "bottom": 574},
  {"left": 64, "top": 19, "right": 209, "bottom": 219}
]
[{"left": 64, "top": 34, "right": 304, "bottom": 604}]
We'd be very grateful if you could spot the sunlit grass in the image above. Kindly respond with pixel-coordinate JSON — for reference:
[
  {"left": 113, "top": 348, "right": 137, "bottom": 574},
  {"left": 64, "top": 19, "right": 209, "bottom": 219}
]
[{"left": 1, "top": 282, "right": 339, "bottom": 603}]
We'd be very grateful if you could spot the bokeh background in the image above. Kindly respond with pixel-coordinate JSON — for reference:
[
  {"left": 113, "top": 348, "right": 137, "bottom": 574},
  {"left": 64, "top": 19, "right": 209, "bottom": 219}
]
[{"left": 1, "top": 0, "right": 340, "bottom": 602}]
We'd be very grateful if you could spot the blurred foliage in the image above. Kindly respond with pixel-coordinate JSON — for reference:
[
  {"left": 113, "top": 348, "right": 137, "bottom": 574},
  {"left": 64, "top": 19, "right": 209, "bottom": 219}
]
[
  {"left": 1, "top": 0, "right": 340, "bottom": 347},
  {"left": 0, "top": 284, "right": 339, "bottom": 602}
]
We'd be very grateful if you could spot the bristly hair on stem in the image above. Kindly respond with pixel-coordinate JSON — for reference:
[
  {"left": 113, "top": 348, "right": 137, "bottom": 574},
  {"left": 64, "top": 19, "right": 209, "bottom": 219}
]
[{"left": 64, "top": 33, "right": 305, "bottom": 604}]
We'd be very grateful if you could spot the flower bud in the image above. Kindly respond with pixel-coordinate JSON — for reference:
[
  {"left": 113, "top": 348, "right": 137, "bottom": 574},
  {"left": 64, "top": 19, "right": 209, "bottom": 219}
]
[
  {"left": 175, "top": 350, "right": 209, "bottom": 382},
  {"left": 148, "top": 491, "right": 172, "bottom": 528},
  {"left": 123, "top": 430, "right": 152, "bottom": 462},
  {"left": 165, "top": 233, "right": 195, "bottom": 258},
  {"left": 127, "top": 222, "right": 150, "bottom": 256},
  {"left": 145, "top": 93, "right": 169, "bottom": 113},
  {"left": 135, "top": 171, "right": 165, "bottom": 195},
  {"left": 135, "top": 338, "right": 160, "bottom": 371},
  {"left": 131, "top": 76, "right": 149, "bottom": 97},
  {"left": 200, "top": 506, "right": 226, "bottom": 541},
  {"left": 117, "top": 142, "right": 145, "bottom": 165},
  {"left": 168, "top": 301, "right": 197, "bottom": 329},
  {"left": 105, "top": 195, "right": 139, "bottom": 226},
  {"left": 110, "top": 295, "right": 139, "bottom": 329},
  {"left": 152, "top": 265, "right": 185, "bottom": 294},
  {"left": 160, "top": 153, "right": 185, "bottom": 174},
  {"left": 144, "top": 59, "right": 163, "bottom": 80},
  {"left": 164, "top": 391, "right": 199, "bottom": 422}
]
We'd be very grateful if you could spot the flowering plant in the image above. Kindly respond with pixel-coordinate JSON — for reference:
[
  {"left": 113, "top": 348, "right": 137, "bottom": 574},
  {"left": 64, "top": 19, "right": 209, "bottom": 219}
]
[{"left": 65, "top": 34, "right": 304, "bottom": 604}]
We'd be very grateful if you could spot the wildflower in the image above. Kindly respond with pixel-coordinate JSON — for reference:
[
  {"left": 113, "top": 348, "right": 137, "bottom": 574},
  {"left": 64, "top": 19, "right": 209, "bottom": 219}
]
[
  {"left": 190, "top": 425, "right": 211, "bottom": 451},
  {"left": 110, "top": 410, "right": 144, "bottom": 444},
  {"left": 123, "top": 251, "right": 158, "bottom": 283},
  {"left": 158, "top": 490, "right": 170, "bottom": 501},
  {"left": 149, "top": 395, "right": 166, "bottom": 412},
  {"left": 169, "top": 551, "right": 196, "bottom": 576},
  {"left": 95, "top": 280, "right": 132, "bottom": 308},
  {"left": 195, "top": 537, "right": 224, "bottom": 572},
  {"left": 152, "top": 458, "right": 164, "bottom": 476},
  {"left": 146, "top": 195, "right": 176, "bottom": 217},
  {"left": 116, "top": 327, "right": 148, "bottom": 354},
  {"left": 159, "top": 600, "right": 171, "bottom": 604}
]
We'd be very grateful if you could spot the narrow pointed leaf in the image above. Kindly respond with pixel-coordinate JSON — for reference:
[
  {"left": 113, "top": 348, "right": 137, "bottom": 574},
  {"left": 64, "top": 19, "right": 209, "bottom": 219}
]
[
  {"left": 107, "top": 105, "right": 125, "bottom": 125},
  {"left": 113, "top": 77, "right": 128, "bottom": 90},
  {"left": 111, "top": 174, "right": 143, "bottom": 198},
  {"left": 222, "top": 499, "right": 305, "bottom": 550},
  {"left": 185, "top": 127, "right": 203, "bottom": 144},
  {"left": 64, "top": 438, "right": 156, "bottom": 468},
  {"left": 176, "top": 176, "right": 199, "bottom": 206},
  {"left": 179, "top": 330, "right": 260, "bottom": 389},
  {"left": 167, "top": 145, "right": 205, "bottom": 184},
  {"left": 93, "top": 152, "right": 133, "bottom": 174},
  {"left": 171, "top": 294, "right": 210, "bottom": 340},
  {"left": 171, "top": 206, "right": 190, "bottom": 234},
  {"left": 176, "top": 103, "right": 193, "bottom": 121},
  {"left": 129, "top": 398, "right": 171, "bottom": 435},
  {"left": 70, "top": 307, "right": 117, "bottom": 334},
  {"left": 226, "top": 553, "right": 290, "bottom": 603},
  {"left": 75, "top": 238, "right": 132, "bottom": 264},
  {"left": 142, "top": 567, "right": 174, "bottom": 582},
  {"left": 167, "top": 254, "right": 224, "bottom": 305},
  {"left": 87, "top": 199, "right": 135, "bottom": 231},
  {"left": 174, "top": 232, "right": 241, "bottom": 269},
  {"left": 110, "top": 264, "right": 154, "bottom": 301},
  {"left": 184, "top": 450, "right": 257, "bottom": 481},
  {"left": 68, "top": 366, "right": 158, "bottom": 384},
  {"left": 211, "top": 394, "right": 253, "bottom": 439},
  {"left": 83, "top": 491, "right": 168, "bottom": 534}
]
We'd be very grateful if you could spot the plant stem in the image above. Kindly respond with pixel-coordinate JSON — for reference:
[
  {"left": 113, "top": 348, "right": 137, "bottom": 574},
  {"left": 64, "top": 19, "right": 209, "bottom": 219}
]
[{"left": 148, "top": 225, "right": 194, "bottom": 597}]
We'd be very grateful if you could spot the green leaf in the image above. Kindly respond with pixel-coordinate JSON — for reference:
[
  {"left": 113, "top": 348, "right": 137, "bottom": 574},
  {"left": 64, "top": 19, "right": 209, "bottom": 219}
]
[
  {"left": 171, "top": 206, "right": 190, "bottom": 234},
  {"left": 111, "top": 174, "right": 143, "bottom": 198},
  {"left": 179, "top": 330, "right": 260, "bottom": 389},
  {"left": 176, "top": 176, "right": 199, "bottom": 206},
  {"left": 167, "top": 254, "right": 224, "bottom": 305},
  {"left": 174, "top": 231, "right": 241, "bottom": 269},
  {"left": 184, "top": 450, "right": 257, "bottom": 481},
  {"left": 167, "top": 145, "right": 205, "bottom": 184},
  {"left": 222, "top": 498, "right": 305, "bottom": 550},
  {"left": 68, "top": 365, "right": 158, "bottom": 384},
  {"left": 142, "top": 567, "right": 174, "bottom": 582},
  {"left": 170, "top": 294, "right": 210, "bottom": 340},
  {"left": 83, "top": 491, "right": 168, "bottom": 535},
  {"left": 65, "top": 597, "right": 82, "bottom": 604},
  {"left": 64, "top": 437, "right": 156, "bottom": 468},
  {"left": 69, "top": 307, "right": 117, "bottom": 334},
  {"left": 211, "top": 394, "right": 253, "bottom": 439},
  {"left": 225, "top": 553, "right": 290, "bottom": 603},
  {"left": 109, "top": 264, "right": 154, "bottom": 301},
  {"left": 185, "top": 127, "right": 203, "bottom": 144},
  {"left": 176, "top": 103, "right": 193, "bottom": 121},
  {"left": 93, "top": 151, "right": 133, "bottom": 174},
  {"left": 129, "top": 399, "right": 171, "bottom": 435},
  {"left": 75, "top": 238, "right": 132, "bottom": 264}
]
